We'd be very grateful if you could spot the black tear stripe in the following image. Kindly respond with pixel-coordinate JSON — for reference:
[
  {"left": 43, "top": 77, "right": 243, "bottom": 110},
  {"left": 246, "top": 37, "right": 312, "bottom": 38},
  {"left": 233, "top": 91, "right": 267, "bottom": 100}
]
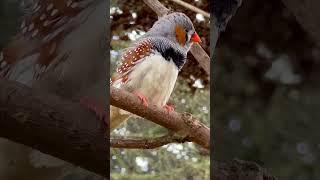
[{"left": 151, "top": 41, "right": 187, "bottom": 70}]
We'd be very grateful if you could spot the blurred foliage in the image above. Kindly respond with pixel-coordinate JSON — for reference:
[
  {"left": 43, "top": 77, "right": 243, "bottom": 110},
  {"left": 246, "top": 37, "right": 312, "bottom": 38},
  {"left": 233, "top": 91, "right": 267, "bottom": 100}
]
[
  {"left": 214, "top": 0, "right": 320, "bottom": 179},
  {"left": 110, "top": 0, "right": 210, "bottom": 179}
]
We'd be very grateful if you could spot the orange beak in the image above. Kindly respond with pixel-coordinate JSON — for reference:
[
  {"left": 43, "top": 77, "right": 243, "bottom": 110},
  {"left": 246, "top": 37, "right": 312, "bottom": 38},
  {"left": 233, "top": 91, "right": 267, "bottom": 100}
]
[{"left": 191, "top": 32, "right": 201, "bottom": 43}]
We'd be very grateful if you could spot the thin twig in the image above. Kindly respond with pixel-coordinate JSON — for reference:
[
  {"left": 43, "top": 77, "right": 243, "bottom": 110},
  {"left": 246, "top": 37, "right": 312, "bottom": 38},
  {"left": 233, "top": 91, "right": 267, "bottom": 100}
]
[
  {"left": 168, "top": 0, "right": 210, "bottom": 18},
  {"left": 143, "top": 0, "right": 170, "bottom": 17},
  {"left": 111, "top": 134, "right": 189, "bottom": 149}
]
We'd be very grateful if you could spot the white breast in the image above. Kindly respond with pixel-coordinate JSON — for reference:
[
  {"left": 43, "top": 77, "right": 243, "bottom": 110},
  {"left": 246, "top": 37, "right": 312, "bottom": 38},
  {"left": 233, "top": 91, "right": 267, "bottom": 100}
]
[{"left": 124, "top": 54, "right": 179, "bottom": 107}]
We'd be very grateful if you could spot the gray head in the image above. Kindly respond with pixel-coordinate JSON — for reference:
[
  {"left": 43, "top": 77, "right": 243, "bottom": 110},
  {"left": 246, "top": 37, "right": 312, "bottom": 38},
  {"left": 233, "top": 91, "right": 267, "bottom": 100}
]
[{"left": 144, "top": 12, "right": 201, "bottom": 52}]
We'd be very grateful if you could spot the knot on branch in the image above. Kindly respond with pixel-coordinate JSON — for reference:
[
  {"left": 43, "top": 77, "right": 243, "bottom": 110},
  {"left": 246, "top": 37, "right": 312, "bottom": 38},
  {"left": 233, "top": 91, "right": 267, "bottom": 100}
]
[
  {"left": 181, "top": 112, "right": 193, "bottom": 125},
  {"left": 181, "top": 112, "right": 205, "bottom": 130}
]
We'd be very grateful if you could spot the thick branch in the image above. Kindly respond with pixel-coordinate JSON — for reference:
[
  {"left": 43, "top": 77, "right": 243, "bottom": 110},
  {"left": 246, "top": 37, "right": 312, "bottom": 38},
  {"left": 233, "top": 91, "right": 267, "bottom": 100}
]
[
  {"left": 110, "top": 87, "right": 210, "bottom": 150},
  {"left": 143, "top": 0, "right": 210, "bottom": 76},
  {"left": 111, "top": 134, "right": 189, "bottom": 149},
  {"left": 0, "top": 79, "right": 108, "bottom": 177}
]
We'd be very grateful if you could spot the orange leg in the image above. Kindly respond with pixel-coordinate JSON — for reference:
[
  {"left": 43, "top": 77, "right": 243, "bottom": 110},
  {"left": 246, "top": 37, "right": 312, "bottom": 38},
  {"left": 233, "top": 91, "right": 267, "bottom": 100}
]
[
  {"left": 79, "top": 97, "right": 108, "bottom": 125},
  {"left": 132, "top": 91, "right": 148, "bottom": 107},
  {"left": 163, "top": 104, "right": 175, "bottom": 113}
]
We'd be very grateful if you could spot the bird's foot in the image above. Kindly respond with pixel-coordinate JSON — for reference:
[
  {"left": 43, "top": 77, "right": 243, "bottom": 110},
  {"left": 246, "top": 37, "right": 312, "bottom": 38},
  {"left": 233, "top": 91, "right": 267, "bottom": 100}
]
[
  {"left": 163, "top": 104, "right": 175, "bottom": 113},
  {"left": 132, "top": 91, "right": 148, "bottom": 107},
  {"left": 79, "top": 97, "right": 108, "bottom": 125}
]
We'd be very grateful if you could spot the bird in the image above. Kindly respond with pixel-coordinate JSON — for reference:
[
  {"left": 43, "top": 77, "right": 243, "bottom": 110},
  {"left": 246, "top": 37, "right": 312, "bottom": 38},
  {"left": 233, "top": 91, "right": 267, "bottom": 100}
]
[
  {"left": 0, "top": 0, "right": 107, "bottom": 174},
  {"left": 110, "top": 12, "right": 201, "bottom": 131}
]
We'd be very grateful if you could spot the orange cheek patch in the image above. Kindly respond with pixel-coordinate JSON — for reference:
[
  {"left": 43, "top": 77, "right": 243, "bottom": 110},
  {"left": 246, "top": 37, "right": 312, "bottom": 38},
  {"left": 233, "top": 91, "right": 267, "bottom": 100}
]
[{"left": 175, "top": 25, "right": 186, "bottom": 46}]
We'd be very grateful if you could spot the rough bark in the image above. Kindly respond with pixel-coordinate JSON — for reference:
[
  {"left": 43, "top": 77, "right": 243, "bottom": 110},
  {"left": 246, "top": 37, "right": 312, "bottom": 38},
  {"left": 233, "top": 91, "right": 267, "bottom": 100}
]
[{"left": 111, "top": 133, "right": 189, "bottom": 149}]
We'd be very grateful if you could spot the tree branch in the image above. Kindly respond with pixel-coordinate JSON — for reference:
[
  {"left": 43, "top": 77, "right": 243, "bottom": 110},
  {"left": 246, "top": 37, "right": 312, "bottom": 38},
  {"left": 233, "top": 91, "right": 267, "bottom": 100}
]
[
  {"left": 110, "top": 87, "right": 210, "bottom": 150},
  {"left": 0, "top": 79, "right": 108, "bottom": 177},
  {"left": 142, "top": 0, "right": 170, "bottom": 17},
  {"left": 168, "top": 0, "right": 210, "bottom": 18},
  {"left": 110, "top": 133, "right": 189, "bottom": 149},
  {"left": 143, "top": 0, "right": 210, "bottom": 76}
]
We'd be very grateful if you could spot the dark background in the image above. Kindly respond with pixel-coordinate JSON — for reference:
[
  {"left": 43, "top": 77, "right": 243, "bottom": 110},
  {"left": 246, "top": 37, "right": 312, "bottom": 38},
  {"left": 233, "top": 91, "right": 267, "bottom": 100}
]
[{"left": 213, "top": 0, "right": 320, "bottom": 179}]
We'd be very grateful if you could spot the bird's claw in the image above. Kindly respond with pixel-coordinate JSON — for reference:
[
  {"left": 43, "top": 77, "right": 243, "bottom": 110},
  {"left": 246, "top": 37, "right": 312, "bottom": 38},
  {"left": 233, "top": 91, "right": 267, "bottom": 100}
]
[
  {"left": 133, "top": 91, "right": 148, "bottom": 107},
  {"left": 164, "top": 104, "right": 175, "bottom": 113}
]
